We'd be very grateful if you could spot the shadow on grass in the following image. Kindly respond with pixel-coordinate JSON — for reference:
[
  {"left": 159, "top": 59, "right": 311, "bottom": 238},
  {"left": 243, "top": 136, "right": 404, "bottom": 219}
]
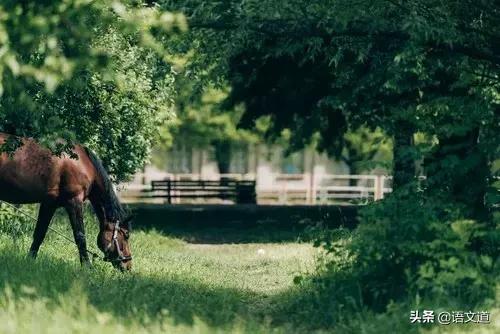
[
  {"left": 130, "top": 204, "right": 358, "bottom": 244},
  {"left": 0, "top": 239, "right": 429, "bottom": 334},
  {"left": 135, "top": 221, "right": 318, "bottom": 244},
  {"left": 0, "top": 247, "right": 320, "bottom": 331}
]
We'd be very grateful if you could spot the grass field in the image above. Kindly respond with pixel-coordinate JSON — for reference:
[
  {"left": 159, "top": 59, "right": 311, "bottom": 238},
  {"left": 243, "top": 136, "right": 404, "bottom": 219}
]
[
  {"left": 0, "top": 206, "right": 498, "bottom": 333},
  {"left": 0, "top": 207, "right": 322, "bottom": 333}
]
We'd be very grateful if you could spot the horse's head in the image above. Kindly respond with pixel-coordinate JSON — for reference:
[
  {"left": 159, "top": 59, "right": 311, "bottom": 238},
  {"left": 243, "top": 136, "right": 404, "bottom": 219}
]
[{"left": 97, "top": 215, "right": 133, "bottom": 271}]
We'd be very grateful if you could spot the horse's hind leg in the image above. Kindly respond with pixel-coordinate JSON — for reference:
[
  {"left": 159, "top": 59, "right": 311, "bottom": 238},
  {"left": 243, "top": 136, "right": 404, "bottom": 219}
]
[
  {"left": 28, "top": 202, "right": 57, "bottom": 258},
  {"left": 65, "top": 197, "right": 90, "bottom": 265}
]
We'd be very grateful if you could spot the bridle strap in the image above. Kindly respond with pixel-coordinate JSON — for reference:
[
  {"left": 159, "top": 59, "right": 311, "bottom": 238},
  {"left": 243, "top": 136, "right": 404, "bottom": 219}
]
[{"left": 104, "top": 220, "right": 132, "bottom": 263}]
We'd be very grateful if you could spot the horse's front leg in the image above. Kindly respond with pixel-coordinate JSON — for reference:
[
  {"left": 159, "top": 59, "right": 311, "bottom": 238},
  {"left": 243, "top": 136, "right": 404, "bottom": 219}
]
[
  {"left": 28, "top": 202, "right": 57, "bottom": 258},
  {"left": 65, "top": 197, "right": 90, "bottom": 265}
]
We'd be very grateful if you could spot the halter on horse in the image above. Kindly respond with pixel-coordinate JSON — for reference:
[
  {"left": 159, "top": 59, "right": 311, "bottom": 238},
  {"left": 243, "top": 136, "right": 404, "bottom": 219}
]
[
  {"left": 0, "top": 133, "right": 133, "bottom": 270},
  {"left": 103, "top": 220, "right": 133, "bottom": 264}
]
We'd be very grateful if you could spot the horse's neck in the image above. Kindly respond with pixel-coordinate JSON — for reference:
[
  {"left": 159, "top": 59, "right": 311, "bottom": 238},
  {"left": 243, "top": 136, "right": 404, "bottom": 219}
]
[{"left": 89, "top": 194, "right": 107, "bottom": 228}]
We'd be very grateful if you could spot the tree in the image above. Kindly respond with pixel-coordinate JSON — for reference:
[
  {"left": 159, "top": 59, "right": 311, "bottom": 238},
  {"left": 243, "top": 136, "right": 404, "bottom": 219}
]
[
  {"left": 161, "top": 0, "right": 499, "bottom": 218},
  {"left": 342, "top": 127, "right": 392, "bottom": 175},
  {"left": 0, "top": 0, "right": 186, "bottom": 180},
  {"left": 158, "top": 0, "right": 500, "bottom": 312},
  {"left": 165, "top": 73, "right": 261, "bottom": 174}
]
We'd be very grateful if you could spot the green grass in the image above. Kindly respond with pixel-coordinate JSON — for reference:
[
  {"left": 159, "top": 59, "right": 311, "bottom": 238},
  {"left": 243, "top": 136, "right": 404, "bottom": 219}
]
[
  {"left": 0, "top": 206, "right": 498, "bottom": 333},
  {"left": 0, "top": 207, "right": 321, "bottom": 333}
]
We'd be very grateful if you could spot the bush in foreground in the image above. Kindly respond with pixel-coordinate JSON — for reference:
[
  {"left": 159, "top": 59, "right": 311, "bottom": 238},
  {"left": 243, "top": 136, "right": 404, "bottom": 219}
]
[{"left": 290, "top": 188, "right": 499, "bottom": 330}]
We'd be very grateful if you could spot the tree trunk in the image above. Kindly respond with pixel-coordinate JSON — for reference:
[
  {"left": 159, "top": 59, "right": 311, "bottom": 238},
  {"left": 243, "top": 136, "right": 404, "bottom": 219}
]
[
  {"left": 213, "top": 140, "right": 231, "bottom": 175},
  {"left": 343, "top": 147, "right": 359, "bottom": 187},
  {"left": 426, "top": 127, "right": 490, "bottom": 220},
  {"left": 392, "top": 121, "right": 415, "bottom": 190}
]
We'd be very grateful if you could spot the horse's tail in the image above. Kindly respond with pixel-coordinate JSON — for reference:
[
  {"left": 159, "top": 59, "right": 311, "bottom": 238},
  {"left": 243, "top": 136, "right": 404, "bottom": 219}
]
[{"left": 84, "top": 147, "right": 128, "bottom": 227}]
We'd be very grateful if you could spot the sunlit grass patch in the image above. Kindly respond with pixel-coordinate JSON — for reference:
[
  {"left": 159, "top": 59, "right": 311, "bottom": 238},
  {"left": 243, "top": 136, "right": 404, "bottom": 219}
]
[
  {"left": 0, "top": 206, "right": 497, "bottom": 333},
  {"left": 0, "top": 210, "right": 317, "bottom": 333}
]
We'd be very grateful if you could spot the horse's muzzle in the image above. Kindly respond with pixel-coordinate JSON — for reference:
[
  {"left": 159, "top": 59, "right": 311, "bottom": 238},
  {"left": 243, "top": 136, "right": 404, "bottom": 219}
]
[{"left": 104, "top": 253, "right": 132, "bottom": 271}]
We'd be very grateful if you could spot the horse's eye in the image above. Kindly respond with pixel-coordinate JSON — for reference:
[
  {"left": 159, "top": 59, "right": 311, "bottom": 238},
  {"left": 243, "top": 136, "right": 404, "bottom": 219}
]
[{"left": 124, "top": 231, "right": 130, "bottom": 240}]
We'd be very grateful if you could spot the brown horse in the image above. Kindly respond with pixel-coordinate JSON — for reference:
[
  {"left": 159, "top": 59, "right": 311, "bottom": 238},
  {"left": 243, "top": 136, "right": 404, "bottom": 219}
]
[{"left": 0, "top": 133, "right": 132, "bottom": 270}]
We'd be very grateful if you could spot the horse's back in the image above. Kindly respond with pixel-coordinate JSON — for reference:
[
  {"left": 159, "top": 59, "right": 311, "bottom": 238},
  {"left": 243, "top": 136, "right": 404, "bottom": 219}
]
[{"left": 0, "top": 133, "right": 94, "bottom": 204}]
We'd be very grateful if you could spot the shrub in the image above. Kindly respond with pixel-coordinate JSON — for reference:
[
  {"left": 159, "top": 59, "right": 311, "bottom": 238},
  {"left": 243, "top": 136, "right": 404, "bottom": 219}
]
[
  {"left": 335, "top": 186, "right": 498, "bottom": 311},
  {"left": 293, "top": 185, "right": 499, "bottom": 329},
  {"left": 0, "top": 203, "right": 36, "bottom": 238}
]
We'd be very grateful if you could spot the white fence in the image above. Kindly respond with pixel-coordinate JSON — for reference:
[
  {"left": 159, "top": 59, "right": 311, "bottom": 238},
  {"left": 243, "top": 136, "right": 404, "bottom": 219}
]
[
  {"left": 117, "top": 173, "right": 393, "bottom": 205},
  {"left": 256, "top": 174, "right": 392, "bottom": 204}
]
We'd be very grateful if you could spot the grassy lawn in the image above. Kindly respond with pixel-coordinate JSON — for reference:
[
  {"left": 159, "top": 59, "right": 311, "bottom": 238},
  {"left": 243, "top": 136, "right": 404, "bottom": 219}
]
[
  {"left": 0, "top": 207, "right": 321, "bottom": 333},
  {"left": 0, "top": 206, "right": 498, "bottom": 333}
]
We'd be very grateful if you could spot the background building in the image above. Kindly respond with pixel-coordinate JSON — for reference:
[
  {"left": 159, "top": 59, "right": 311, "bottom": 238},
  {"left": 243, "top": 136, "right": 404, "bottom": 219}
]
[{"left": 120, "top": 143, "right": 391, "bottom": 204}]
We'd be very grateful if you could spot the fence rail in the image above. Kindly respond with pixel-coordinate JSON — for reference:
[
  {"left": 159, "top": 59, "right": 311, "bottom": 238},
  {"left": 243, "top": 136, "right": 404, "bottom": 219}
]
[{"left": 118, "top": 173, "right": 393, "bottom": 205}]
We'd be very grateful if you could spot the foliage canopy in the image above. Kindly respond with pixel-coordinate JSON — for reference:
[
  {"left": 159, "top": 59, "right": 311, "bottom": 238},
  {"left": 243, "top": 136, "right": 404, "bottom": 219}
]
[
  {"left": 162, "top": 0, "right": 499, "bottom": 205},
  {"left": 160, "top": 0, "right": 500, "bottom": 313},
  {"left": 0, "top": 0, "right": 186, "bottom": 180}
]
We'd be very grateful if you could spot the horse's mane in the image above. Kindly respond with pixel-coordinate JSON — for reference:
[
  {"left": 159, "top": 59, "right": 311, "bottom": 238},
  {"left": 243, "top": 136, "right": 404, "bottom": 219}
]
[{"left": 84, "top": 147, "right": 129, "bottom": 229}]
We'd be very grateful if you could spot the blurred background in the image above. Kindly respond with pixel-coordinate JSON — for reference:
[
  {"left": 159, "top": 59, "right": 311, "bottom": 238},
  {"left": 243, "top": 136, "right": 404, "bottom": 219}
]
[{"left": 119, "top": 86, "right": 394, "bottom": 205}]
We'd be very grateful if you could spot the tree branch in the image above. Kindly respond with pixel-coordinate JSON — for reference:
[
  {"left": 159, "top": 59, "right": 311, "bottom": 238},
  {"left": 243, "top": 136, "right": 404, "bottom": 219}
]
[{"left": 188, "top": 18, "right": 500, "bottom": 67}]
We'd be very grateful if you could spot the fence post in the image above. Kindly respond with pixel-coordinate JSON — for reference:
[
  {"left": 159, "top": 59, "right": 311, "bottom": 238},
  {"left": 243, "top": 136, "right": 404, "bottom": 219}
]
[
  {"left": 311, "top": 174, "right": 317, "bottom": 205},
  {"left": 279, "top": 182, "right": 288, "bottom": 205},
  {"left": 381, "top": 176, "right": 386, "bottom": 200},
  {"left": 374, "top": 175, "right": 383, "bottom": 201},
  {"left": 167, "top": 179, "right": 172, "bottom": 204}
]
